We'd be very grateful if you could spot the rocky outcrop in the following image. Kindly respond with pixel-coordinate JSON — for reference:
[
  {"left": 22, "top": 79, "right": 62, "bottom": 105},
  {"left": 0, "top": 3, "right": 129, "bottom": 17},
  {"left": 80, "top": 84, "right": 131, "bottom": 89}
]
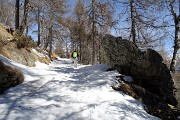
[
  {"left": 112, "top": 80, "right": 180, "bottom": 119},
  {"left": 174, "top": 71, "right": 180, "bottom": 108},
  {"left": 0, "top": 46, "right": 36, "bottom": 67},
  {"left": 101, "top": 35, "right": 178, "bottom": 106},
  {"left": 0, "top": 60, "right": 24, "bottom": 93}
]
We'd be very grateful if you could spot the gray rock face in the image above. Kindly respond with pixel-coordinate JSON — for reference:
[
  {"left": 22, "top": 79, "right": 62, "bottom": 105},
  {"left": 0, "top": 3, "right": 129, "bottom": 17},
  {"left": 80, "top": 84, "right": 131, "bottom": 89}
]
[
  {"left": 1, "top": 47, "right": 36, "bottom": 67},
  {"left": 174, "top": 71, "right": 180, "bottom": 108},
  {"left": 101, "top": 35, "right": 178, "bottom": 106}
]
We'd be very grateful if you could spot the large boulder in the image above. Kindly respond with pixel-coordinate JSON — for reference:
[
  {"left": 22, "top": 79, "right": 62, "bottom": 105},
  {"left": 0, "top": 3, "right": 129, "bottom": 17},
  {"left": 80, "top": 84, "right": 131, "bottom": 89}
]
[
  {"left": 101, "top": 35, "right": 178, "bottom": 106},
  {"left": 174, "top": 71, "right": 180, "bottom": 108},
  {"left": 0, "top": 60, "right": 24, "bottom": 94}
]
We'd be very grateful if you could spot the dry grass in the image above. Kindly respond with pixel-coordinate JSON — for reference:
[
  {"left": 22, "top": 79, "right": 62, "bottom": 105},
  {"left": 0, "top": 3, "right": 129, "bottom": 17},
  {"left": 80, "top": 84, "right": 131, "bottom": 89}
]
[
  {"left": 51, "top": 52, "right": 59, "bottom": 59},
  {"left": 0, "top": 44, "right": 16, "bottom": 59},
  {"left": 0, "top": 23, "right": 58, "bottom": 66},
  {"left": 112, "top": 83, "right": 137, "bottom": 98},
  {"left": 0, "top": 23, "right": 13, "bottom": 42}
]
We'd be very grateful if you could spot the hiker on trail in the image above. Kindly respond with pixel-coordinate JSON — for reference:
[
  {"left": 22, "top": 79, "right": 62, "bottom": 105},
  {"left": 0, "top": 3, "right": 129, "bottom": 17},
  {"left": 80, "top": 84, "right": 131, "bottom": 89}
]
[
  {"left": 71, "top": 50, "right": 78, "bottom": 68},
  {"left": 66, "top": 53, "right": 70, "bottom": 59}
]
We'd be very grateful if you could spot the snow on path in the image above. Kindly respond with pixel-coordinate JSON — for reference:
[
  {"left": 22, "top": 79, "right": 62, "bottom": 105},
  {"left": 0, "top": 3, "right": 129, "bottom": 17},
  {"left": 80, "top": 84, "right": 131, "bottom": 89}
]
[{"left": 0, "top": 57, "right": 160, "bottom": 120}]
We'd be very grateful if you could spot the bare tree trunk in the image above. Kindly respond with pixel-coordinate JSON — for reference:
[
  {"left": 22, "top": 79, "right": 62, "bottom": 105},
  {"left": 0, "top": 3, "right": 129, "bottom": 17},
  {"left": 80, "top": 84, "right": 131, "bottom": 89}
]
[
  {"left": 170, "top": 0, "right": 180, "bottom": 73},
  {"left": 0, "top": 2, "right": 3, "bottom": 23},
  {"left": 48, "top": 0, "right": 54, "bottom": 60},
  {"left": 5, "top": 11, "right": 10, "bottom": 25},
  {"left": 99, "top": 36, "right": 102, "bottom": 64},
  {"left": 170, "top": 16, "right": 180, "bottom": 72},
  {"left": 40, "top": 13, "right": 45, "bottom": 51},
  {"left": 37, "top": 0, "right": 41, "bottom": 46},
  {"left": 48, "top": 26, "right": 53, "bottom": 60},
  {"left": 130, "top": 0, "right": 136, "bottom": 43},
  {"left": 25, "top": 16, "right": 28, "bottom": 36},
  {"left": 81, "top": 39, "right": 85, "bottom": 63},
  {"left": 15, "top": 0, "right": 19, "bottom": 30},
  {"left": 92, "top": 0, "right": 95, "bottom": 65},
  {"left": 20, "top": 0, "right": 29, "bottom": 34},
  {"left": 44, "top": 33, "right": 49, "bottom": 50},
  {"left": 78, "top": 21, "right": 82, "bottom": 63},
  {"left": 79, "top": 35, "right": 82, "bottom": 63}
]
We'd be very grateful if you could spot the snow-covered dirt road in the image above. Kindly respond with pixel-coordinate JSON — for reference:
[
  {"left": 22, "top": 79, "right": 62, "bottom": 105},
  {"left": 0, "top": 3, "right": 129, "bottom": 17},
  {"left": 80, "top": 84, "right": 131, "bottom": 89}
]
[{"left": 0, "top": 57, "right": 159, "bottom": 120}]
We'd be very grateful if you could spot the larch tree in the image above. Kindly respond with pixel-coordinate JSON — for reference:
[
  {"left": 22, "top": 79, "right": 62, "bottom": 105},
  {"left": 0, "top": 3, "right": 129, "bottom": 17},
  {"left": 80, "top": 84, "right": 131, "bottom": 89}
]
[
  {"left": 88, "top": 0, "right": 115, "bottom": 64},
  {"left": 28, "top": 0, "right": 67, "bottom": 57},
  {"left": 73, "top": 0, "right": 89, "bottom": 63},
  {"left": 134, "top": 0, "right": 169, "bottom": 48},
  {"left": 67, "top": 0, "right": 114, "bottom": 64},
  {"left": 113, "top": 0, "right": 168, "bottom": 48},
  {"left": 30, "top": 0, "right": 47, "bottom": 48},
  {"left": 95, "top": 1, "right": 115, "bottom": 63},
  {"left": 44, "top": 0, "right": 67, "bottom": 59}
]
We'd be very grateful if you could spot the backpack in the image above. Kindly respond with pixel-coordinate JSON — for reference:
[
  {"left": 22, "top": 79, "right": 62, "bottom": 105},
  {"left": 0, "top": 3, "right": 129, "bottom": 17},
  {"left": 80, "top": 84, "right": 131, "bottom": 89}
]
[{"left": 72, "top": 52, "right": 78, "bottom": 58}]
